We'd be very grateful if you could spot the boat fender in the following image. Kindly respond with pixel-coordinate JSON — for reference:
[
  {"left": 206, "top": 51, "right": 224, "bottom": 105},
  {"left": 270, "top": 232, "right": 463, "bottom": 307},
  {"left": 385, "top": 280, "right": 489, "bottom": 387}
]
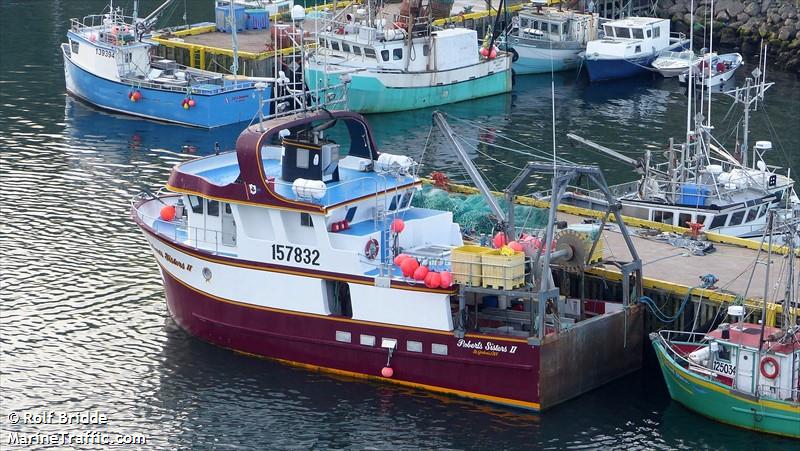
[
  {"left": 760, "top": 356, "right": 779, "bottom": 379},
  {"left": 365, "top": 238, "right": 379, "bottom": 259},
  {"left": 509, "top": 47, "right": 519, "bottom": 63}
]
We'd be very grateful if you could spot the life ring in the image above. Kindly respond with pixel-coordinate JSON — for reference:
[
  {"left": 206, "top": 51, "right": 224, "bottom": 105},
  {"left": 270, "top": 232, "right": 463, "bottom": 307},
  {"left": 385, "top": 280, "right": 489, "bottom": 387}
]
[
  {"left": 760, "top": 356, "right": 779, "bottom": 379},
  {"left": 365, "top": 238, "right": 379, "bottom": 260},
  {"left": 509, "top": 47, "right": 519, "bottom": 63}
]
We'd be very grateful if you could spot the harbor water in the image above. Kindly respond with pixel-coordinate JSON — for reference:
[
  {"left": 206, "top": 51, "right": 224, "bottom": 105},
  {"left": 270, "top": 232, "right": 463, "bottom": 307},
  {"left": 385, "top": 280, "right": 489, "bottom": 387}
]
[{"left": 1, "top": 1, "right": 799, "bottom": 449}]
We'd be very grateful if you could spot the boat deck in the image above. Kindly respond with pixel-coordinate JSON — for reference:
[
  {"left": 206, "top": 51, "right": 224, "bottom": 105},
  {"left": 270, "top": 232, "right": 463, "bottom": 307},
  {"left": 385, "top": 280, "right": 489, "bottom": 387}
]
[{"left": 163, "top": 21, "right": 325, "bottom": 55}]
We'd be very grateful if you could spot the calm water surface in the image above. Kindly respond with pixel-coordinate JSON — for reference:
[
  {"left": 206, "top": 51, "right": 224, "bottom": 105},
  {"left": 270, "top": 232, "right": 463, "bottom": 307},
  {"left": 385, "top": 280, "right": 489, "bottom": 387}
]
[{"left": 1, "top": 1, "right": 799, "bottom": 449}]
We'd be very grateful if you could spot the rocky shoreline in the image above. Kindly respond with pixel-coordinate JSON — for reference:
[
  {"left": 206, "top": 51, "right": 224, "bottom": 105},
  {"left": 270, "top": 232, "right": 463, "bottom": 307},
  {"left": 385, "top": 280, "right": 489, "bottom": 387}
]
[{"left": 656, "top": 0, "right": 800, "bottom": 73}]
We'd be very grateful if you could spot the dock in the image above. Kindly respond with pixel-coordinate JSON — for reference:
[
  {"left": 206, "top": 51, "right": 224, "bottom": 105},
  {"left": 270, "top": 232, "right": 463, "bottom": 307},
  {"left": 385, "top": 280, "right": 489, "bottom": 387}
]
[{"left": 439, "top": 180, "right": 800, "bottom": 330}]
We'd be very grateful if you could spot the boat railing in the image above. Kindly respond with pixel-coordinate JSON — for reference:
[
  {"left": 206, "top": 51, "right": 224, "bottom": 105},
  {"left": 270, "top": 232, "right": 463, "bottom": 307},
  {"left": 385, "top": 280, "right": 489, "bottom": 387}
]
[
  {"left": 758, "top": 385, "right": 800, "bottom": 402},
  {"left": 132, "top": 197, "right": 226, "bottom": 255},
  {"left": 70, "top": 14, "right": 138, "bottom": 47},
  {"left": 669, "top": 31, "right": 687, "bottom": 42}
]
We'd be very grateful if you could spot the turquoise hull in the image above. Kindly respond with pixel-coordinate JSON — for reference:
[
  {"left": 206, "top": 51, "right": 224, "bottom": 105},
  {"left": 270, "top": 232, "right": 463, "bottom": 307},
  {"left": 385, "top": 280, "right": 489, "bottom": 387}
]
[
  {"left": 652, "top": 339, "right": 800, "bottom": 438},
  {"left": 305, "top": 69, "right": 512, "bottom": 114}
]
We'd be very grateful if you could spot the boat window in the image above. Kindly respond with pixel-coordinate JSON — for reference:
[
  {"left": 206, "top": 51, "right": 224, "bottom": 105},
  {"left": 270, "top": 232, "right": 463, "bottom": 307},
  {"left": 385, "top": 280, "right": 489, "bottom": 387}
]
[
  {"left": 342, "top": 43, "right": 351, "bottom": 53},
  {"left": 646, "top": 29, "right": 652, "bottom": 38},
  {"left": 746, "top": 208, "right": 758, "bottom": 223},
  {"left": 604, "top": 25, "right": 613, "bottom": 37},
  {"left": 653, "top": 210, "right": 674, "bottom": 225},
  {"left": 729, "top": 210, "right": 746, "bottom": 226},
  {"left": 188, "top": 195, "right": 203, "bottom": 214},
  {"left": 653, "top": 26, "right": 661, "bottom": 38},
  {"left": 423, "top": 44, "right": 430, "bottom": 56},
  {"left": 124, "top": 52, "right": 132, "bottom": 63},
  {"left": 431, "top": 343, "right": 448, "bottom": 355},
  {"left": 709, "top": 214, "right": 727, "bottom": 228},
  {"left": 319, "top": 38, "right": 327, "bottom": 48},
  {"left": 679, "top": 213, "right": 692, "bottom": 227},
  {"left": 407, "top": 341, "right": 423, "bottom": 352},
  {"left": 550, "top": 23, "right": 559, "bottom": 34},
  {"left": 70, "top": 40, "right": 79, "bottom": 54},
  {"left": 360, "top": 334, "right": 375, "bottom": 346},
  {"left": 696, "top": 214, "right": 706, "bottom": 225},
  {"left": 389, "top": 194, "right": 400, "bottom": 211},
  {"left": 301, "top": 212, "right": 313, "bottom": 227},
  {"left": 563, "top": 22, "right": 570, "bottom": 35},
  {"left": 393, "top": 48, "right": 403, "bottom": 60},
  {"left": 225, "top": 203, "right": 232, "bottom": 214},
  {"left": 381, "top": 49, "right": 390, "bottom": 62},
  {"left": 399, "top": 191, "right": 413, "bottom": 209},
  {"left": 615, "top": 27, "right": 631, "bottom": 39},
  {"left": 335, "top": 331, "right": 351, "bottom": 343},
  {"left": 364, "top": 47, "right": 376, "bottom": 59},
  {"left": 331, "top": 41, "right": 340, "bottom": 51},
  {"left": 296, "top": 148, "right": 309, "bottom": 169},
  {"left": 758, "top": 205, "right": 767, "bottom": 218},
  {"left": 352, "top": 45, "right": 361, "bottom": 55},
  {"left": 345, "top": 206, "right": 357, "bottom": 222},
  {"left": 520, "top": 18, "right": 528, "bottom": 28},
  {"left": 633, "top": 28, "right": 644, "bottom": 39},
  {"left": 207, "top": 200, "right": 220, "bottom": 217},
  {"left": 635, "top": 45, "right": 641, "bottom": 53}
]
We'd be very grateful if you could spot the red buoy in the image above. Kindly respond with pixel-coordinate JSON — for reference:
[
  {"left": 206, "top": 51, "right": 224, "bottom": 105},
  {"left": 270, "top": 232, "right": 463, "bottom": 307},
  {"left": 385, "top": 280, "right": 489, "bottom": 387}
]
[
  {"left": 187, "top": 98, "right": 196, "bottom": 107},
  {"left": 160, "top": 205, "right": 176, "bottom": 221},
  {"left": 413, "top": 265, "right": 429, "bottom": 281},
  {"left": 390, "top": 218, "right": 405, "bottom": 233},
  {"left": 439, "top": 271, "right": 453, "bottom": 288},
  {"left": 400, "top": 258, "right": 419, "bottom": 277},
  {"left": 381, "top": 366, "right": 394, "bottom": 378}
]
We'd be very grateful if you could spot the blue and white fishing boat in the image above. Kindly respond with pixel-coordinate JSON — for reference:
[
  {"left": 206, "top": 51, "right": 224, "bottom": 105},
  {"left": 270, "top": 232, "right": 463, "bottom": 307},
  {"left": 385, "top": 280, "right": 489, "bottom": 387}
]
[
  {"left": 62, "top": 1, "right": 271, "bottom": 128},
  {"left": 304, "top": 5, "right": 512, "bottom": 113},
  {"left": 502, "top": 3, "right": 599, "bottom": 75},
  {"left": 584, "top": 17, "right": 689, "bottom": 82}
]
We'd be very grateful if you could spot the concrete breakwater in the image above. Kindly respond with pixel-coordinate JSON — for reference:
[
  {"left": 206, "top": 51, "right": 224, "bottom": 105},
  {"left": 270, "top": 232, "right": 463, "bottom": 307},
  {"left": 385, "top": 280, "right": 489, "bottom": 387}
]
[{"left": 656, "top": 0, "right": 800, "bottom": 73}]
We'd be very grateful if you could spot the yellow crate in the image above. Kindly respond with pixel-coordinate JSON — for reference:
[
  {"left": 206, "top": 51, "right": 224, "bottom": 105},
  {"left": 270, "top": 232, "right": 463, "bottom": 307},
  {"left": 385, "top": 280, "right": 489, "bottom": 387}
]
[
  {"left": 481, "top": 250, "right": 525, "bottom": 290},
  {"left": 451, "top": 245, "right": 492, "bottom": 286}
]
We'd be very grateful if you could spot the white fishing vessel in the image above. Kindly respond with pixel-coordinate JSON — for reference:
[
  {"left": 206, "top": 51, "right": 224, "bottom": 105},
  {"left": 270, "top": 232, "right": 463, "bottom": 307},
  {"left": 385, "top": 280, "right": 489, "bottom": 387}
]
[
  {"left": 501, "top": 2, "right": 599, "bottom": 75},
  {"left": 584, "top": 16, "right": 689, "bottom": 82},
  {"left": 304, "top": 2, "right": 512, "bottom": 113},
  {"left": 563, "top": 53, "right": 795, "bottom": 239}
]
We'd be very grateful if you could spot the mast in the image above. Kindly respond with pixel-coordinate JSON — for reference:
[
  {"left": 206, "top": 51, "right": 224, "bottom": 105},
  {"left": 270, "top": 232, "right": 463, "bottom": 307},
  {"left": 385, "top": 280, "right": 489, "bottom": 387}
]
[
  {"left": 133, "top": 0, "right": 138, "bottom": 21},
  {"left": 685, "top": 0, "right": 695, "bottom": 145},
  {"left": 229, "top": 1, "right": 239, "bottom": 80},
  {"left": 706, "top": 0, "right": 714, "bottom": 127}
]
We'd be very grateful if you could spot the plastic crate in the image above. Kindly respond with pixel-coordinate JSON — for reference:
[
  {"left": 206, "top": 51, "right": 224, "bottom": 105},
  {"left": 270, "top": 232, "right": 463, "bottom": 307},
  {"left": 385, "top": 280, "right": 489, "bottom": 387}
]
[
  {"left": 481, "top": 250, "right": 525, "bottom": 290},
  {"left": 451, "top": 245, "right": 491, "bottom": 286},
  {"left": 245, "top": 9, "right": 269, "bottom": 30}
]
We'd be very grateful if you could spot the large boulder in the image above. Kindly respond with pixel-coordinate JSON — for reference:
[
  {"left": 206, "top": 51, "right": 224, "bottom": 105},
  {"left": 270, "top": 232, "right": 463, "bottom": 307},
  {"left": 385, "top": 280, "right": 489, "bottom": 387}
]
[
  {"left": 778, "top": 3, "right": 797, "bottom": 17},
  {"left": 668, "top": 3, "right": 687, "bottom": 15},
  {"left": 778, "top": 24, "right": 798, "bottom": 41},
  {"left": 737, "top": 12, "right": 750, "bottom": 23},
  {"left": 743, "top": 2, "right": 760, "bottom": 16},
  {"left": 716, "top": 10, "right": 730, "bottom": 22},
  {"left": 724, "top": 1, "right": 745, "bottom": 17}
]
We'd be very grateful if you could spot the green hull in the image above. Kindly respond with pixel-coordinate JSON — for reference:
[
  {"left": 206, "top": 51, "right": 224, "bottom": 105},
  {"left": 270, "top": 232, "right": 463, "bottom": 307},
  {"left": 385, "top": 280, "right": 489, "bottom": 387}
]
[
  {"left": 652, "top": 339, "right": 800, "bottom": 438},
  {"left": 305, "top": 69, "right": 512, "bottom": 114}
]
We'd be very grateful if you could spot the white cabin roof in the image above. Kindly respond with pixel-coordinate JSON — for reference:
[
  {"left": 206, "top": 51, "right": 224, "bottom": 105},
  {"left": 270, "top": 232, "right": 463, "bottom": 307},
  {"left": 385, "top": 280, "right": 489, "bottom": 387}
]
[{"left": 604, "top": 16, "right": 667, "bottom": 27}]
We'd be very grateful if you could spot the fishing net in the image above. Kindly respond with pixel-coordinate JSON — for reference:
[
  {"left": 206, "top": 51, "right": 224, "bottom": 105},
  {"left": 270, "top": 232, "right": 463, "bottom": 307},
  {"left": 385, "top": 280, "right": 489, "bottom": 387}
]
[{"left": 411, "top": 186, "right": 548, "bottom": 235}]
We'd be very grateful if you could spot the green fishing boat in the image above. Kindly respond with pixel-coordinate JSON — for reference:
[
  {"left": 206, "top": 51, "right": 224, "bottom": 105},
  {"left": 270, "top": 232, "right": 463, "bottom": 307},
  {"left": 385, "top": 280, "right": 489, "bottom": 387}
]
[{"left": 651, "top": 324, "right": 799, "bottom": 438}]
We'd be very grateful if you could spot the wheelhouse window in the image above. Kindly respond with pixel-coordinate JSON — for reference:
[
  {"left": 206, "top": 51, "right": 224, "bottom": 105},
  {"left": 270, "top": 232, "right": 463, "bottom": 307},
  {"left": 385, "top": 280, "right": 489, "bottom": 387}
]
[
  {"left": 352, "top": 45, "right": 361, "bottom": 56},
  {"left": 604, "top": 25, "right": 613, "bottom": 36},
  {"left": 364, "top": 47, "right": 376, "bottom": 59},
  {"left": 729, "top": 210, "right": 746, "bottom": 226},
  {"left": 653, "top": 26, "right": 661, "bottom": 38},
  {"left": 758, "top": 205, "right": 768, "bottom": 218},
  {"left": 70, "top": 40, "right": 79, "bottom": 54},
  {"left": 296, "top": 148, "right": 309, "bottom": 169},
  {"left": 646, "top": 29, "right": 652, "bottom": 38},
  {"left": 319, "top": 38, "right": 327, "bottom": 48},
  {"left": 345, "top": 206, "right": 357, "bottom": 222},
  {"left": 388, "top": 194, "right": 400, "bottom": 211},
  {"left": 188, "top": 195, "right": 203, "bottom": 214},
  {"left": 696, "top": 214, "right": 706, "bottom": 225},
  {"left": 709, "top": 214, "right": 727, "bottom": 228},
  {"left": 616, "top": 27, "right": 631, "bottom": 39},
  {"left": 653, "top": 210, "right": 674, "bottom": 225},
  {"left": 399, "top": 191, "right": 413, "bottom": 209},
  {"left": 331, "top": 41, "right": 340, "bottom": 51},
  {"left": 342, "top": 43, "right": 351, "bottom": 53},
  {"left": 301, "top": 212, "right": 313, "bottom": 227},
  {"left": 392, "top": 48, "right": 403, "bottom": 61},
  {"left": 381, "top": 50, "right": 390, "bottom": 61},
  {"left": 635, "top": 45, "right": 641, "bottom": 53},
  {"left": 207, "top": 200, "right": 220, "bottom": 217},
  {"left": 678, "top": 213, "right": 692, "bottom": 227},
  {"left": 746, "top": 208, "right": 758, "bottom": 223},
  {"left": 633, "top": 29, "right": 644, "bottom": 39},
  {"left": 124, "top": 52, "right": 132, "bottom": 63},
  {"left": 423, "top": 44, "right": 430, "bottom": 56}
]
